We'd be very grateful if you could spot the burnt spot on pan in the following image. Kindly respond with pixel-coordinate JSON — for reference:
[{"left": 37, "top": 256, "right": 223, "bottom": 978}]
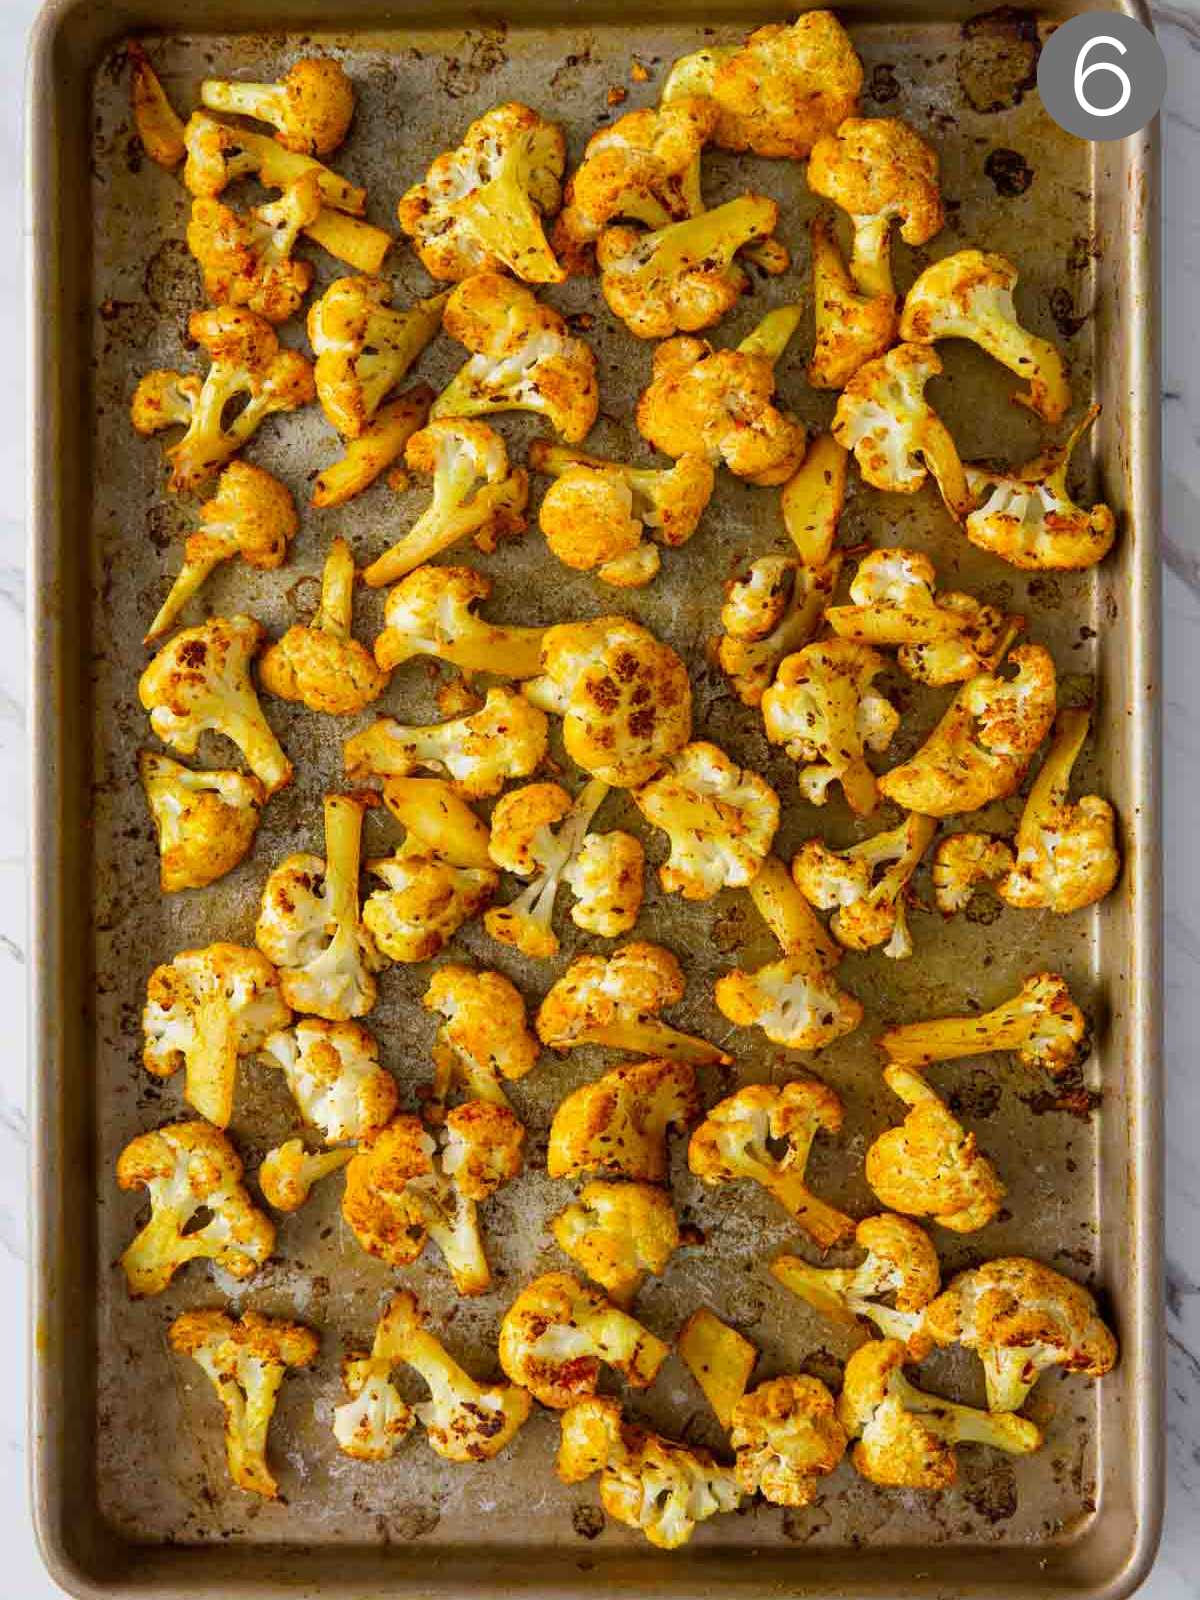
[
  {"left": 962, "top": 1457, "right": 1019, "bottom": 1524},
  {"left": 984, "top": 148, "right": 1034, "bottom": 197},
  {"left": 437, "top": 26, "right": 509, "bottom": 98},
  {"left": 1049, "top": 285, "right": 1090, "bottom": 339},
  {"left": 867, "top": 63, "right": 901, "bottom": 104},
  {"left": 143, "top": 239, "right": 201, "bottom": 318},
  {"left": 958, "top": 7, "right": 1041, "bottom": 114},
  {"left": 572, "top": 1504, "right": 605, "bottom": 1539}
]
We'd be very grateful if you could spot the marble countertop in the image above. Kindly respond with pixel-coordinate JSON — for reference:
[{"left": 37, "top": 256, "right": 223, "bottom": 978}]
[{"left": 7, "top": 2, "right": 1200, "bottom": 1594}]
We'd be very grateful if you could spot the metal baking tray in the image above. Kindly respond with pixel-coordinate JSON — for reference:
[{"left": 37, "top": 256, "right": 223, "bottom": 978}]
[{"left": 27, "top": 0, "right": 1163, "bottom": 1594}]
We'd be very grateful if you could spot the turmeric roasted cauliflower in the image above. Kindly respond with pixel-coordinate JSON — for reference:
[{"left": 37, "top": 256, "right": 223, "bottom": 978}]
[
  {"left": 772, "top": 1213, "right": 941, "bottom": 1350},
  {"left": 200, "top": 56, "right": 355, "bottom": 156},
  {"left": 138, "top": 752, "right": 265, "bottom": 891},
  {"left": 423, "top": 963, "right": 540, "bottom": 1119},
  {"left": 372, "top": 566, "right": 544, "bottom": 678},
  {"left": 791, "top": 812, "right": 936, "bottom": 960},
  {"left": 260, "top": 1016, "right": 397, "bottom": 1143},
  {"left": 260, "top": 537, "right": 389, "bottom": 714},
  {"left": 127, "top": 38, "right": 186, "bottom": 168},
  {"left": 308, "top": 275, "right": 446, "bottom": 439},
  {"left": 729, "top": 1375, "right": 847, "bottom": 1507},
  {"left": 551, "top": 1180, "right": 680, "bottom": 1306},
  {"left": 879, "top": 970, "right": 1091, "bottom": 1079},
  {"left": 634, "top": 740, "right": 780, "bottom": 900},
  {"left": 186, "top": 173, "right": 320, "bottom": 323},
  {"left": 346, "top": 686, "right": 548, "bottom": 799},
  {"left": 258, "top": 1139, "right": 353, "bottom": 1211},
  {"left": 547, "top": 1057, "right": 701, "bottom": 1183},
  {"left": 313, "top": 388, "right": 432, "bottom": 509},
  {"left": 498, "top": 1271, "right": 669, "bottom": 1408},
  {"left": 538, "top": 942, "right": 727, "bottom": 1066}
]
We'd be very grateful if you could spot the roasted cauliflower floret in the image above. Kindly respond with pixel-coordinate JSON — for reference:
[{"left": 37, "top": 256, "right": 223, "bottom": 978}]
[
  {"left": 485, "top": 777, "right": 612, "bottom": 957},
  {"left": 182, "top": 107, "right": 365, "bottom": 211},
  {"left": 879, "top": 970, "right": 1091, "bottom": 1079},
  {"left": 676, "top": 1307, "right": 758, "bottom": 1427},
  {"left": 729, "top": 1375, "right": 847, "bottom": 1507},
  {"left": 762, "top": 638, "right": 899, "bottom": 816},
  {"left": 142, "top": 941, "right": 291, "bottom": 1127},
  {"left": 127, "top": 39, "right": 187, "bottom": 168},
  {"left": 922, "top": 1257, "right": 1118, "bottom": 1413},
  {"left": 965, "top": 404, "right": 1116, "bottom": 570},
  {"left": 663, "top": 10, "right": 863, "bottom": 160},
  {"left": 636, "top": 308, "right": 808, "bottom": 485},
  {"left": 826, "top": 547, "right": 1023, "bottom": 687},
  {"left": 359, "top": 778, "right": 498, "bottom": 962},
  {"left": 140, "top": 614, "right": 293, "bottom": 796},
  {"left": 256, "top": 792, "right": 385, "bottom": 1019},
  {"left": 714, "top": 856, "right": 864, "bottom": 1052},
  {"left": 563, "top": 831, "right": 646, "bottom": 939},
  {"left": 169, "top": 1309, "right": 318, "bottom": 1499},
  {"left": 866, "top": 1065, "right": 1006, "bottom": 1234},
  {"left": 145, "top": 460, "right": 298, "bottom": 644},
  {"left": 345, "top": 687, "right": 549, "bottom": 799},
  {"left": 260, "top": 1016, "right": 397, "bottom": 1143},
  {"left": 499, "top": 1272, "right": 669, "bottom": 1408},
  {"left": 398, "top": 103, "right": 565, "bottom": 284},
  {"left": 900, "top": 248, "right": 1070, "bottom": 423},
  {"left": 342, "top": 1107, "right": 523, "bottom": 1295},
  {"left": 372, "top": 566, "right": 544, "bottom": 677},
  {"left": 551, "top": 1180, "right": 680, "bottom": 1306},
  {"left": 260, "top": 537, "right": 389, "bottom": 715},
  {"left": 258, "top": 1139, "right": 353, "bottom": 1211},
  {"left": 308, "top": 275, "right": 446, "bottom": 439},
  {"left": 201, "top": 56, "right": 355, "bottom": 155},
  {"left": 538, "top": 943, "right": 728, "bottom": 1066},
  {"left": 116, "top": 1121, "right": 275, "bottom": 1296},
  {"left": 423, "top": 963, "right": 539, "bottom": 1119},
  {"left": 363, "top": 421, "right": 529, "bottom": 587},
  {"left": 312, "top": 388, "right": 432, "bottom": 509},
  {"left": 547, "top": 1057, "right": 701, "bottom": 1183},
  {"left": 131, "top": 306, "right": 314, "bottom": 493},
  {"left": 878, "top": 644, "right": 1056, "bottom": 817},
  {"left": 524, "top": 617, "right": 692, "bottom": 787},
  {"left": 431, "top": 272, "right": 598, "bottom": 443},
  {"left": 634, "top": 740, "right": 780, "bottom": 900},
  {"left": 688, "top": 1079, "right": 854, "bottom": 1250},
  {"left": 832, "top": 343, "right": 972, "bottom": 520},
  {"left": 717, "top": 433, "right": 848, "bottom": 705},
  {"left": 791, "top": 813, "right": 936, "bottom": 961},
  {"left": 597, "top": 193, "right": 782, "bottom": 340},
  {"left": 805, "top": 117, "right": 943, "bottom": 387},
  {"left": 335, "top": 1290, "right": 531, "bottom": 1464},
  {"left": 931, "top": 832, "right": 1017, "bottom": 915},
  {"left": 138, "top": 752, "right": 265, "bottom": 891},
  {"left": 186, "top": 173, "right": 320, "bottom": 323},
  {"left": 771, "top": 1213, "right": 941, "bottom": 1350},
  {"left": 530, "top": 441, "right": 714, "bottom": 588},
  {"left": 837, "top": 1338, "right": 1042, "bottom": 1490},
  {"left": 558, "top": 1397, "right": 742, "bottom": 1548}
]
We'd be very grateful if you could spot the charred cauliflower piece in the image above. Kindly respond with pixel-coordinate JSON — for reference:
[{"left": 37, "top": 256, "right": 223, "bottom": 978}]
[
  {"left": 762, "top": 638, "right": 899, "bottom": 816},
  {"left": 717, "top": 433, "right": 848, "bottom": 706},
  {"left": 499, "top": 1272, "right": 669, "bottom": 1408},
  {"left": 714, "top": 856, "right": 863, "bottom": 1053},
  {"left": 335, "top": 1290, "right": 531, "bottom": 1463},
  {"left": 663, "top": 10, "right": 863, "bottom": 160},
  {"left": 922, "top": 1257, "right": 1118, "bottom": 1413},
  {"left": 900, "top": 249, "right": 1070, "bottom": 424},
  {"left": 826, "top": 547, "right": 1023, "bottom": 687},
  {"left": 524, "top": 617, "right": 692, "bottom": 787},
  {"left": 256, "top": 792, "right": 385, "bottom": 1019},
  {"left": 260, "top": 1017, "right": 397, "bottom": 1143},
  {"left": 729, "top": 1375, "right": 847, "bottom": 1507},
  {"left": 547, "top": 1057, "right": 700, "bottom": 1183},
  {"left": 201, "top": 57, "right": 355, "bottom": 156},
  {"left": 805, "top": 117, "right": 943, "bottom": 387},
  {"left": 558, "top": 1396, "right": 741, "bottom": 1548},
  {"left": 837, "top": 1338, "right": 1042, "bottom": 1489},
  {"left": 308, "top": 275, "right": 446, "bottom": 441},
  {"left": 146, "top": 460, "right": 298, "bottom": 644},
  {"left": 791, "top": 813, "right": 936, "bottom": 961},
  {"left": 399, "top": 103, "right": 565, "bottom": 284},
  {"left": 186, "top": 172, "right": 320, "bottom": 323},
  {"left": 139, "top": 752, "right": 265, "bottom": 891},
  {"left": 359, "top": 778, "right": 498, "bottom": 963},
  {"left": 565, "top": 831, "right": 646, "bottom": 940},
  {"left": 143, "top": 941, "right": 291, "bottom": 1127},
  {"left": 878, "top": 643, "right": 1056, "bottom": 817},
  {"left": 637, "top": 307, "right": 808, "bottom": 485},
  {"left": 530, "top": 441, "right": 714, "bottom": 588},
  {"left": 832, "top": 342, "right": 972, "bottom": 520},
  {"left": 259, "top": 1139, "right": 353, "bottom": 1211},
  {"left": 551, "top": 1180, "right": 680, "bottom": 1306},
  {"left": 689, "top": 1078, "right": 854, "bottom": 1250},
  {"left": 931, "top": 832, "right": 1017, "bottom": 915},
  {"left": 772, "top": 1213, "right": 941, "bottom": 1351},
  {"left": 372, "top": 566, "right": 544, "bottom": 678},
  {"left": 538, "top": 942, "right": 728, "bottom": 1066},
  {"left": 342, "top": 1105, "right": 524, "bottom": 1295},
  {"left": 432, "top": 272, "right": 598, "bottom": 443},
  {"left": 965, "top": 404, "right": 1116, "bottom": 570},
  {"left": 260, "top": 537, "right": 388, "bottom": 714},
  {"left": 131, "top": 306, "right": 314, "bottom": 493},
  {"left": 866, "top": 1065, "right": 1006, "bottom": 1235},
  {"left": 363, "top": 421, "right": 529, "bottom": 587},
  {"left": 423, "top": 963, "right": 540, "bottom": 1119},
  {"left": 117, "top": 1121, "right": 274, "bottom": 1296},
  {"left": 169, "top": 1308, "right": 318, "bottom": 1499},
  {"left": 345, "top": 686, "right": 549, "bottom": 798},
  {"left": 634, "top": 740, "right": 780, "bottom": 900},
  {"left": 879, "top": 970, "right": 1091, "bottom": 1079}
]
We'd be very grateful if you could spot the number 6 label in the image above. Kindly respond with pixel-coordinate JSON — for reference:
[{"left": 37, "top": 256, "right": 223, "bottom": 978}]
[{"left": 1039, "top": 12, "right": 1165, "bottom": 141}]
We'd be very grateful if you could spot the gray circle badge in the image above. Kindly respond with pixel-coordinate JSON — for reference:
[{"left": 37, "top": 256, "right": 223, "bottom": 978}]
[{"left": 1037, "top": 12, "right": 1166, "bottom": 140}]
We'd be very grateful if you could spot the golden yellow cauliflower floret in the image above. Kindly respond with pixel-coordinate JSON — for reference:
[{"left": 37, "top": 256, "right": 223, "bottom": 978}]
[
  {"left": 547, "top": 1057, "right": 701, "bottom": 1183},
  {"left": 538, "top": 942, "right": 727, "bottom": 1065},
  {"left": 139, "top": 751, "right": 264, "bottom": 892},
  {"left": 791, "top": 813, "right": 935, "bottom": 961},
  {"left": 866, "top": 1066, "right": 1005, "bottom": 1234},
  {"left": 730, "top": 1375, "right": 847, "bottom": 1507},
  {"left": 551, "top": 1180, "right": 680, "bottom": 1306},
  {"left": 499, "top": 1273, "right": 669, "bottom": 1409},
  {"left": 372, "top": 565, "right": 544, "bottom": 678},
  {"left": 635, "top": 739, "right": 780, "bottom": 900},
  {"left": 345, "top": 686, "right": 549, "bottom": 798},
  {"left": 186, "top": 172, "right": 319, "bottom": 323},
  {"left": 308, "top": 274, "right": 445, "bottom": 439},
  {"left": 260, "top": 537, "right": 389, "bottom": 715},
  {"left": 772, "top": 1213, "right": 941, "bottom": 1351},
  {"left": 423, "top": 963, "right": 539, "bottom": 1118},
  {"left": 200, "top": 56, "right": 355, "bottom": 156},
  {"left": 879, "top": 970, "right": 1091, "bottom": 1079}
]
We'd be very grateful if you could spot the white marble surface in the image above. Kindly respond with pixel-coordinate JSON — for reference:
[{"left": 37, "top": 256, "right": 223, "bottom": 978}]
[{"left": 4, "top": 2, "right": 1198, "bottom": 1594}]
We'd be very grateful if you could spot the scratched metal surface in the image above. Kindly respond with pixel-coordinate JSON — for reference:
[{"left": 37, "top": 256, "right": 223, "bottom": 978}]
[{"left": 46, "top": 2, "right": 1156, "bottom": 1592}]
